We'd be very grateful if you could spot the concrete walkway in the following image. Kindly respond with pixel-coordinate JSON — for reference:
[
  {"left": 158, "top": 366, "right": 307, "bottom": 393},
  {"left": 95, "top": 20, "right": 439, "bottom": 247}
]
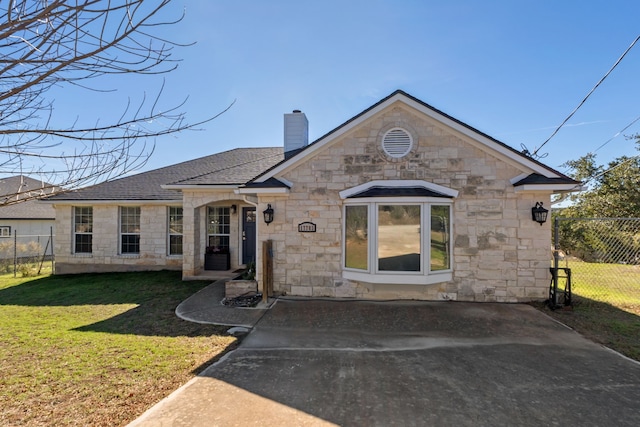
[
  {"left": 176, "top": 279, "right": 272, "bottom": 328},
  {"left": 131, "top": 291, "right": 640, "bottom": 426}
]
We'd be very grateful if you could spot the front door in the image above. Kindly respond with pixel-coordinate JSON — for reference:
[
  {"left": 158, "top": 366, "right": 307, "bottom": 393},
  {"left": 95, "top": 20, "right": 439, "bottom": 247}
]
[{"left": 242, "top": 207, "right": 256, "bottom": 265}]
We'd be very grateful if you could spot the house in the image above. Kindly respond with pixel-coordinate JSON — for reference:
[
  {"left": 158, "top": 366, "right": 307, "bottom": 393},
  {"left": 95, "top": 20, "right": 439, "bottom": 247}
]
[
  {"left": 46, "top": 90, "right": 580, "bottom": 301},
  {"left": 0, "top": 175, "right": 57, "bottom": 259}
]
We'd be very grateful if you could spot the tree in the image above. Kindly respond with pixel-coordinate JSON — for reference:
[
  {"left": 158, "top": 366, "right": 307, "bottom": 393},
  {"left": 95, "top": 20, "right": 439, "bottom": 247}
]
[
  {"left": 560, "top": 135, "right": 640, "bottom": 218},
  {"left": 0, "top": 1, "right": 227, "bottom": 204},
  {"left": 556, "top": 135, "right": 640, "bottom": 262}
]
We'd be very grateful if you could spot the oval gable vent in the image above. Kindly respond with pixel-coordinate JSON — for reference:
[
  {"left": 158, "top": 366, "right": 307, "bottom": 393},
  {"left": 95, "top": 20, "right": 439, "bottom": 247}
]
[{"left": 382, "top": 128, "right": 413, "bottom": 158}]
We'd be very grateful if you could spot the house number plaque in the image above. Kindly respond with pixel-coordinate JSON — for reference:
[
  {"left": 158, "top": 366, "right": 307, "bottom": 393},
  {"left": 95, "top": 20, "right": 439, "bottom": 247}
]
[{"left": 298, "top": 221, "right": 317, "bottom": 233}]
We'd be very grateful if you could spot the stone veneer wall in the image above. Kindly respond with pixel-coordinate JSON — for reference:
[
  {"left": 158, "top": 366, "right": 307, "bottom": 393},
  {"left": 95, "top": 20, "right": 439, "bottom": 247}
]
[
  {"left": 257, "top": 103, "right": 551, "bottom": 302},
  {"left": 54, "top": 204, "right": 182, "bottom": 274}
]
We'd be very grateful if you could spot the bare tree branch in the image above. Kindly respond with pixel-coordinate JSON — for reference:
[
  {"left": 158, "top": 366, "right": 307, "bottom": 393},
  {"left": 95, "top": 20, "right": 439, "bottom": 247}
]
[{"left": 0, "top": 1, "right": 227, "bottom": 205}]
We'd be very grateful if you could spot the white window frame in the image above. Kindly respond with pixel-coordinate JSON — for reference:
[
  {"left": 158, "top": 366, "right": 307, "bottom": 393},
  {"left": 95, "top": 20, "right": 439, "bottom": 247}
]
[
  {"left": 207, "top": 206, "right": 230, "bottom": 250},
  {"left": 119, "top": 206, "right": 141, "bottom": 255},
  {"left": 73, "top": 207, "right": 92, "bottom": 254},
  {"left": 168, "top": 206, "right": 183, "bottom": 256},
  {"left": 342, "top": 197, "right": 453, "bottom": 285},
  {"left": 0, "top": 226, "right": 11, "bottom": 237}
]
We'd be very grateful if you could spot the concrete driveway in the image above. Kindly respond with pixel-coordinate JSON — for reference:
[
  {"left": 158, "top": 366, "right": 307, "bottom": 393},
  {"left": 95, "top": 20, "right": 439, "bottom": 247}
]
[{"left": 130, "top": 299, "right": 640, "bottom": 426}]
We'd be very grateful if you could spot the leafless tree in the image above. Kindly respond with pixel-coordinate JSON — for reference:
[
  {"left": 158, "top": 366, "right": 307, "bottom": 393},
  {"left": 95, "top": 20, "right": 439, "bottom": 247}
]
[{"left": 0, "top": 0, "right": 227, "bottom": 204}]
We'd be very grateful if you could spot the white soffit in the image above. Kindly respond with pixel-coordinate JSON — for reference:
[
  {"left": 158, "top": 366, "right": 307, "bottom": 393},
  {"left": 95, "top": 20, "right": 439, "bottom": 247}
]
[{"left": 514, "top": 184, "right": 585, "bottom": 193}]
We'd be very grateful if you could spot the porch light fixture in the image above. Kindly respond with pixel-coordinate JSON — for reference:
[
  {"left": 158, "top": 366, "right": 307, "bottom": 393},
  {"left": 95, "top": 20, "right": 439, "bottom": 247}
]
[
  {"left": 531, "top": 202, "right": 549, "bottom": 226},
  {"left": 231, "top": 204, "right": 237, "bottom": 215},
  {"left": 263, "top": 204, "right": 274, "bottom": 225}
]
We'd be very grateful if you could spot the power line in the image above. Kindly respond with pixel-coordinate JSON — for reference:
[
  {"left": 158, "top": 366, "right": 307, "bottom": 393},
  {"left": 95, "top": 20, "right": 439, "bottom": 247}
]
[
  {"left": 592, "top": 113, "right": 640, "bottom": 153},
  {"left": 532, "top": 34, "right": 640, "bottom": 158},
  {"left": 553, "top": 148, "right": 640, "bottom": 206}
]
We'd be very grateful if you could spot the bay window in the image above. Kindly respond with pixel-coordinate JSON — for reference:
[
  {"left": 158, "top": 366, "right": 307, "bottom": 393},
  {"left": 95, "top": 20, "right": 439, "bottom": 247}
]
[{"left": 343, "top": 200, "right": 452, "bottom": 285}]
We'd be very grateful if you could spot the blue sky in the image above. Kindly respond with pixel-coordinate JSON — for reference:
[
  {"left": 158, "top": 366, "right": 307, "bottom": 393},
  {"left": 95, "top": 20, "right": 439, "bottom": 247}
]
[{"left": 51, "top": 1, "right": 640, "bottom": 177}]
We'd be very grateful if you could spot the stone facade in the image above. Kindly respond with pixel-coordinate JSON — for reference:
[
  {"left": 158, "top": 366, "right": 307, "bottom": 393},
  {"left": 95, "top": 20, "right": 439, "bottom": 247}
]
[
  {"left": 49, "top": 91, "right": 571, "bottom": 303},
  {"left": 54, "top": 204, "right": 183, "bottom": 274},
  {"left": 256, "top": 103, "right": 551, "bottom": 302}
]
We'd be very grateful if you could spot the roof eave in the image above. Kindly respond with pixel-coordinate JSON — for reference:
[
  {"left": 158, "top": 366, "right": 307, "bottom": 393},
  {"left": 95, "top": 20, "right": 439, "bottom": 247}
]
[
  {"left": 44, "top": 199, "right": 182, "bottom": 205},
  {"left": 235, "top": 187, "right": 290, "bottom": 195},
  {"left": 514, "top": 184, "right": 586, "bottom": 193},
  {"left": 161, "top": 184, "right": 241, "bottom": 191}
]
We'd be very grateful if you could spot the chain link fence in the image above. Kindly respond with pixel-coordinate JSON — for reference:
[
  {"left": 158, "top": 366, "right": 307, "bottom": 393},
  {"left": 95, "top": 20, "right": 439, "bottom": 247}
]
[
  {"left": 0, "top": 232, "right": 54, "bottom": 276},
  {"left": 553, "top": 217, "right": 640, "bottom": 312}
]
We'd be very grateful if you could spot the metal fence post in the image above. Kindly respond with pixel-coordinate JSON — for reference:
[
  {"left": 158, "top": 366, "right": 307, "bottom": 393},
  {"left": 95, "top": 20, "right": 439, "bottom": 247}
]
[
  {"left": 13, "top": 231, "right": 17, "bottom": 278},
  {"left": 552, "top": 216, "right": 560, "bottom": 307}
]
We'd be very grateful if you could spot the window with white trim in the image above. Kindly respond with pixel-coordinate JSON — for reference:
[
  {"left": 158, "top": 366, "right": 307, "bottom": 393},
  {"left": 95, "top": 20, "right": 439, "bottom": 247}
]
[
  {"left": 73, "top": 207, "right": 92, "bottom": 253},
  {"left": 0, "top": 226, "right": 11, "bottom": 237},
  {"left": 168, "top": 206, "right": 183, "bottom": 255},
  {"left": 344, "top": 200, "right": 452, "bottom": 284},
  {"left": 120, "top": 206, "right": 140, "bottom": 254},
  {"left": 207, "top": 206, "right": 230, "bottom": 251}
]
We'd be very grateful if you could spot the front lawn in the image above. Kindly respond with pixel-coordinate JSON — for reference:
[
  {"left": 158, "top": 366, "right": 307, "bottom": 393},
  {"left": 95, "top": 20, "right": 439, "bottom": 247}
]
[
  {"left": 0, "top": 270, "right": 236, "bottom": 426},
  {"left": 535, "top": 261, "right": 640, "bottom": 362}
]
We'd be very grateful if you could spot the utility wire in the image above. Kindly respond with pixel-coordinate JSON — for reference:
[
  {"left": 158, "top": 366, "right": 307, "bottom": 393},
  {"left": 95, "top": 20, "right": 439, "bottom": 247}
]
[
  {"left": 553, "top": 149, "right": 640, "bottom": 206},
  {"left": 532, "top": 34, "right": 640, "bottom": 158},
  {"left": 592, "top": 113, "right": 640, "bottom": 153}
]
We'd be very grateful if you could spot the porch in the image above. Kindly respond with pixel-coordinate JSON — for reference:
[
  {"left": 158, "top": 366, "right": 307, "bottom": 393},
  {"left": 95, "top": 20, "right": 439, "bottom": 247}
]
[{"left": 182, "top": 268, "right": 244, "bottom": 282}]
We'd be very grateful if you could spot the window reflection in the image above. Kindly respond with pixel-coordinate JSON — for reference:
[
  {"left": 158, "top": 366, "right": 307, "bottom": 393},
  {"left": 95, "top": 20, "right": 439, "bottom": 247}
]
[{"left": 378, "top": 205, "right": 421, "bottom": 271}]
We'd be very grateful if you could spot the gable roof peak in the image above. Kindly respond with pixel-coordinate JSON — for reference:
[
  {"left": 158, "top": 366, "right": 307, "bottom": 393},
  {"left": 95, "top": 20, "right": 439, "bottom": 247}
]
[{"left": 251, "top": 90, "right": 575, "bottom": 184}]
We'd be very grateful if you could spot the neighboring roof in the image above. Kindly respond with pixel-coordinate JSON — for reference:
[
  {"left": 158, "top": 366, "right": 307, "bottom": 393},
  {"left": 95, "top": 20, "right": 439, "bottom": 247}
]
[
  {"left": 251, "top": 90, "right": 579, "bottom": 187},
  {"left": 0, "top": 176, "right": 57, "bottom": 219},
  {"left": 46, "top": 148, "right": 284, "bottom": 202}
]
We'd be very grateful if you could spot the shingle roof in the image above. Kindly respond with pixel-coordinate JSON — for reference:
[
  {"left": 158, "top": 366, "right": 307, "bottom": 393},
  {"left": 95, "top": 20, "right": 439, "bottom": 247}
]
[
  {"left": 512, "top": 173, "right": 580, "bottom": 186},
  {"left": 0, "top": 176, "right": 57, "bottom": 219},
  {"left": 348, "top": 186, "right": 453, "bottom": 198},
  {"left": 46, "top": 148, "right": 284, "bottom": 201}
]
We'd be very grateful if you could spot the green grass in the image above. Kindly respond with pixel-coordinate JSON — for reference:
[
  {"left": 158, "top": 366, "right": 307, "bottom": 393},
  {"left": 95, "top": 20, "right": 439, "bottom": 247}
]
[
  {"left": 0, "top": 270, "right": 236, "bottom": 426},
  {"left": 568, "top": 260, "right": 640, "bottom": 308},
  {"left": 536, "top": 260, "right": 640, "bottom": 362}
]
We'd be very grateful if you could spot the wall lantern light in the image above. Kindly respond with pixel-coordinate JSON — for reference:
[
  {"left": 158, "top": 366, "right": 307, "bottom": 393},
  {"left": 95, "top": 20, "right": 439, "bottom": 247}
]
[
  {"left": 531, "top": 202, "right": 549, "bottom": 226},
  {"left": 231, "top": 204, "right": 237, "bottom": 215},
  {"left": 263, "top": 204, "right": 274, "bottom": 225}
]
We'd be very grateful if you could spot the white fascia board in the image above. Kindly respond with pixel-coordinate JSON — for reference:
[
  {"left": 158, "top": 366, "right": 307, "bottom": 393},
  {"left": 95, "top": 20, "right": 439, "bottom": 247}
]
[
  {"left": 277, "top": 177, "right": 294, "bottom": 188},
  {"left": 234, "top": 187, "right": 290, "bottom": 195},
  {"left": 339, "top": 180, "right": 459, "bottom": 199},
  {"left": 398, "top": 96, "right": 559, "bottom": 177},
  {"left": 514, "top": 184, "right": 585, "bottom": 193},
  {"left": 258, "top": 92, "right": 560, "bottom": 183},
  {"left": 46, "top": 199, "right": 181, "bottom": 206},
  {"left": 343, "top": 196, "right": 453, "bottom": 204},
  {"left": 509, "top": 173, "right": 531, "bottom": 185},
  {"left": 161, "top": 184, "right": 239, "bottom": 190}
]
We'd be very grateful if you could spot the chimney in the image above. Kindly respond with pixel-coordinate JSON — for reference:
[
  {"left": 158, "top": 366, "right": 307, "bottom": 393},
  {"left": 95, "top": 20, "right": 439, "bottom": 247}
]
[{"left": 284, "top": 110, "right": 308, "bottom": 159}]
